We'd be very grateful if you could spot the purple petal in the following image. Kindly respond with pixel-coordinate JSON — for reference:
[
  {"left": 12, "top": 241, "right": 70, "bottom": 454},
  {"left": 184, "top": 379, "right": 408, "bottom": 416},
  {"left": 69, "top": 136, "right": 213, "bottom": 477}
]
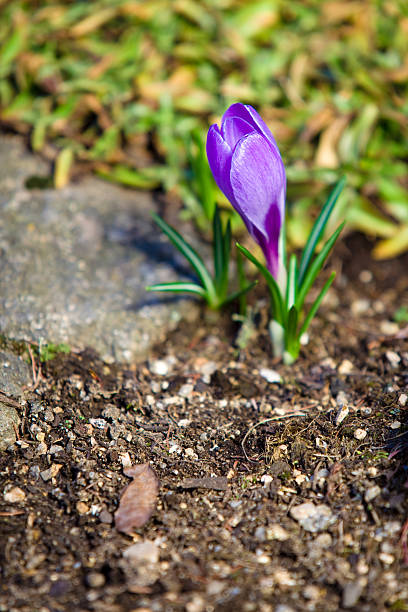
[
  {"left": 220, "top": 117, "right": 256, "bottom": 150},
  {"left": 230, "top": 132, "right": 285, "bottom": 230},
  {"left": 206, "top": 124, "right": 234, "bottom": 204},
  {"left": 222, "top": 103, "right": 280, "bottom": 155}
]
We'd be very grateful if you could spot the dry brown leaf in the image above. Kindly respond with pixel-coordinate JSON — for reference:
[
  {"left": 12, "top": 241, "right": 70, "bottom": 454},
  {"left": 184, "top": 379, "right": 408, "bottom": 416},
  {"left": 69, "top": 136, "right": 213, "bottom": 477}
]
[
  {"left": 315, "top": 116, "right": 349, "bottom": 168},
  {"left": 115, "top": 463, "right": 159, "bottom": 534}
]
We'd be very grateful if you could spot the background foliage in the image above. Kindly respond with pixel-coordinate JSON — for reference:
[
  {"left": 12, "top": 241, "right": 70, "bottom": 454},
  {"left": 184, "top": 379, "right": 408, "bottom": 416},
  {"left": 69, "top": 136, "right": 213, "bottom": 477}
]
[{"left": 0, "top": 0, "right": 407, "bottom": 256}]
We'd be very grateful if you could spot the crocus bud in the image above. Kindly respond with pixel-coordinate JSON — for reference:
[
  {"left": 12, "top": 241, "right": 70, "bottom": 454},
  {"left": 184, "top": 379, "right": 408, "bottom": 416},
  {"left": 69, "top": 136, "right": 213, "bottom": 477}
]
[{"left": 206, "top": 103, "right": 286, "bottom": 280}]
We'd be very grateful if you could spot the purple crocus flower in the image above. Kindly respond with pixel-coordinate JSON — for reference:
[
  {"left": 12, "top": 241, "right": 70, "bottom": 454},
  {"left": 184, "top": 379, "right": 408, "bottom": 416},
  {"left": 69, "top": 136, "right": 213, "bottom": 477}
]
[{"left": 206, "top": 103, "right": 286, "bottom": 279}]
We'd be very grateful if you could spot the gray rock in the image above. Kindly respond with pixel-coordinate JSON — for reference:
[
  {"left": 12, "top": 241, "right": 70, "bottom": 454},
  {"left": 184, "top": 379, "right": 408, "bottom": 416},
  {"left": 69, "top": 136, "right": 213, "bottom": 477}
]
[
  {"left": 0, "top": 136, "right": 200, "bottom": 363},
  {"left": 0, "top": 350, "right": 31, "bottom": 396},
  {"left": 0, "top": 403, "right": 20, "bottom": 451},
  {"left": 0, "top": 350, "right": 29, "bottom": 450}
]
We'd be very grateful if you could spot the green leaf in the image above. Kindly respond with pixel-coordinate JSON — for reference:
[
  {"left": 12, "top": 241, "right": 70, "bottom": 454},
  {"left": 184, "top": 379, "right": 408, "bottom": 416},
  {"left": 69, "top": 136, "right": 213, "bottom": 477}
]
[
  {"left": 236, "top": 243, "right": 284, "bottom": 324},
  {"left": 296, "top": 223, "right": 344, "bottom": 312},
  {"left": 299, "top": 271, "right": 336, "bottom": 338},
  {"left": 298, "top": 177, "right": 345, "bottom": 287},
  {"left": 285, "top": 253, "right": 297, "bottom": 310},
  {"left": 152, "top": 213, "right": 216, "bottom": 302},
  {"left": 286, "top": 305, "right": 298, "bottom": 343},
  {"left": 213, "top": 206, "right": 224, "bottom": 292},
  {"left": 146, "top": 282, "right": 206, "bottom": 298}
]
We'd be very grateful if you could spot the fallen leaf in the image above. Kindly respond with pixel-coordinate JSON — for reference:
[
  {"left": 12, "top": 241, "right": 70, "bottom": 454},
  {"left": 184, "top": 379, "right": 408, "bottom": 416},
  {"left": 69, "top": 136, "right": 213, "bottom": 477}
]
[{"left": 115, "top": 464, "right": 159, "bottom": 534}]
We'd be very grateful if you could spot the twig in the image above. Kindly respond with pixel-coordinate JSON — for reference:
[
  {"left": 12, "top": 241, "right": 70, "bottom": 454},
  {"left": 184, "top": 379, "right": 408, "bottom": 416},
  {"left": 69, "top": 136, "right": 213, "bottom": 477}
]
[
  {"left": 27, "top": 343, "right": 42, "bottom": 389},
  {"left": 241, "top": 412, "right": 307, "bottom": 462}
]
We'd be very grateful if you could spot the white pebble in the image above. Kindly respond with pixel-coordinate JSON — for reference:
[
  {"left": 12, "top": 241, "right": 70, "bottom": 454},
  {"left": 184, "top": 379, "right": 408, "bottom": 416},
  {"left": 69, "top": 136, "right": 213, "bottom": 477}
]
[
  {"left": 259, "top": 368, "right": 282, "bottom": 384},
  {"left": 351, "top": 299, "right": 370, "bottom": 315},
  {"left": 335, "top": 405, "right": 349, "bottom": 426},
  {"left": 266, "top": 524, "right": 289, "bottom": 541},
  {"left": 399, "top": 393, "right": 407, "bottom": 407},
  {"left": 123, "top": 540, "right": 159, "bottom": 565},
  {"left": 179, "top": 383, "right": 194, "bottom": 398},
  {"left": 290, "top": 502, "right": 336, "bottom": 533},
  {"left": 149, "top": 359, "right": 169, "bottom": 376},
  {"left": 338, "top": 359, "right": 354, "bottom": 375},
  {"left": 177, "top": 419, "right": 191, "bottom": 428},
  {"left": 365, "top": 485, "right": 381, "bottom": 502},
  {"left": 380, "top": 321, "right": 399, "bottom": 335},
  {"left": 390, "top": 421, "right": 401, "bottom": 429},
  {"left": 354, "top": 428, "right": 367, "bottom": 440},
  {"left": 359, "top": 270, "right": 373, "bottom": 283},
  {"left": 378, "top": 552, "right": 394, "bottom": 565},
  {"left": 386, "top": 351, "right": 401, "bottom": 367},
  {"left": 4, "top": 486, "right": 26, "bottom": 503}
]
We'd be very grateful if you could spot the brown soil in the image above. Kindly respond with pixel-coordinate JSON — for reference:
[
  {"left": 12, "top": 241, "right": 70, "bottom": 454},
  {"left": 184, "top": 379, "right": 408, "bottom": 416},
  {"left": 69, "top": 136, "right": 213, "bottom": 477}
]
[{"left": 1, "top": 234, "right": 408, "bottom": 612}]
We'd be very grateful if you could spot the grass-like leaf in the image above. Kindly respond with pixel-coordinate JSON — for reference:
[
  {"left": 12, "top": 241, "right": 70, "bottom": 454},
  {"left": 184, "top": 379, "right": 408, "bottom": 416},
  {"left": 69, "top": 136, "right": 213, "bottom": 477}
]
[
  {"left": 286, "top": 305, "right": 299, "bottom": 353},
  {"left": 236, "top": 243, "right": 284, "bottom": 324},
  {"left": 299, "top": 271, "right": 336, "bottom": 338},
  {"left": 152, "top": 212, "right": 216, "bottom": 303},
  {"left": 146, "top": 282, "right": 207, "bottom": 298},
  {"left": 296, "top": 223, "right": 344, "bottom": 312},
  {"left": 285, "top": 253, "right": 297, "bottom": 310},
  {"left": 297, "top": 177, "right": 346, "bottom": 287},
  {"left": 213, "top": 206, "right": 224, "bottom": 293}
]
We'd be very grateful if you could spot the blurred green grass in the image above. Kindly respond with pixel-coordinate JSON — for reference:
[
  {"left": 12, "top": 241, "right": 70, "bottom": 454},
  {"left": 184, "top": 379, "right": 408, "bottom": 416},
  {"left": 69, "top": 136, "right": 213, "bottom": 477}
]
[{"left": 0, "top": 0, "right": 407, "bottom": 256}]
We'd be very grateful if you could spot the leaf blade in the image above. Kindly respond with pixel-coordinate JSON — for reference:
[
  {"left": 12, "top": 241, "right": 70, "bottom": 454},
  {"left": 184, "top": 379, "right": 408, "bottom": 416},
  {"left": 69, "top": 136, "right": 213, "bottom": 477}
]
[{"left": 298, "top": 176, "right": 345, "bottom": 286}]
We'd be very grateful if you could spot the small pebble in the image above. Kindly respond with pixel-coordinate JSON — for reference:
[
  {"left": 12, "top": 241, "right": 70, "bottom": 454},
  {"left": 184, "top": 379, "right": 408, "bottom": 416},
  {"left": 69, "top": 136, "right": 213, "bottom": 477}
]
[
  {"left": 272, "top": 568, "right": 296, "bottom": 586},
  {"left": 86, "top": 572, "right": 105, "bottom": 588},
  {"left": 378, "top": 552, "right": 394, "bottom": 565},
  {"left": 149, "top": 359, "right": 169, "bottom": 376},
  {"left": 354, "top": 428, "right": 367, "bottom": 440},
  {"left": 290, "top": 502, "right": 336, "bottom": 533},
  {"left": 303, "top": 585, "right": 321, "bottom": 600},
  {"left": 4, "top": 486, "right": 26, "bottom": 503},
  {"left": 399, "top": 393, "right": 407, "bottom": 407},
  {"left": 335, "top": 405, "right": 349, "bottom": 426},
  {"left": 177, "top": 419, "right": 191, "bottom": 428},
  {"left": 266, "top": 524, "right": 289, "bottom": 541},
  {"left": 338, "top": 359, "right": 354, "bottom": 375},
  {"left": 365, "top": 485, "right": 381, "bottom": 503},
  {"left": 89, "top": 418, "right": 107, "bottom": 430},
  {"left": 351, "top": 299, "right": 370, "bottom": 315},
  {"left": 259, "top": 368, "right": 282, "bottom": 384},
  {"left": 179, "top": 383, "right": 194, "bottom": 398},
  {"left": 386, "top": 351, "right": 401, "bottom": 367},
  {"left": 390, "top": 421, "right": 401, "bottom": 429},
  {"left": 40, "top": 464, "right": 62, "bottom": 482},
  {"left": 342, "top": 580, "right": 365, "bottom": 608},
  {"left": 123, "top": 540, "right": 159, "bottom": 565},
  {"left": 359, "top": 270, "right": 373, "bottom": 283},
  {"left": 380, "top": 321, "right": 399, "bottom": 335},
  {"left": 99, "top": 509, "right": 113, "bottom": 524},
  {"left": 77, "top": 501, "right": 89, "bottom": 514},
  {"left": 49, "top": 444, "right": 64, "bottom": 454}
]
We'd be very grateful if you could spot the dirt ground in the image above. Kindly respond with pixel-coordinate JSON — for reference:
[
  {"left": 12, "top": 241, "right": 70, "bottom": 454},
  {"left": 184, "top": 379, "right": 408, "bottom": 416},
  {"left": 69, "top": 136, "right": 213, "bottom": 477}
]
[{"left": 1, "top": 234, "right": 408, "bottom": 612}]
